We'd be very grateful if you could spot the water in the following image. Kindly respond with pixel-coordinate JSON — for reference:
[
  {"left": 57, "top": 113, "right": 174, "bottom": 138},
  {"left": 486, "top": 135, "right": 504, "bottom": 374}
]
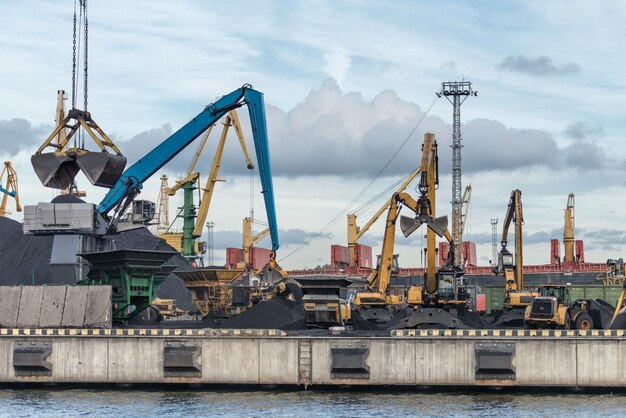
[{"left": 0, "top": 388, "right": 625, "bottom": 417}]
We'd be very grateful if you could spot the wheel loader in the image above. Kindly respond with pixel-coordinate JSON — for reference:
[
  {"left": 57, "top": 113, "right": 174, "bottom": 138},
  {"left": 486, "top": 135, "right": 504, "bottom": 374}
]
[{"left": 524, "top": 285, "right": 594, "bottom": 330}]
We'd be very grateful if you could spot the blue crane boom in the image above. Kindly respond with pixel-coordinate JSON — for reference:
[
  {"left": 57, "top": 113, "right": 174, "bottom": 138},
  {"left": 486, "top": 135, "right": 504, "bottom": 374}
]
[{"left": 97, "top": 85, "right": 280, "bottom": 252}]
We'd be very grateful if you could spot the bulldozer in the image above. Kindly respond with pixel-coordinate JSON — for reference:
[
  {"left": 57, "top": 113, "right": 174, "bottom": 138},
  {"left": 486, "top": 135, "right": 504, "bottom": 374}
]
[{"left": 524, "top": 285, "right": 594, "bottom": 330}]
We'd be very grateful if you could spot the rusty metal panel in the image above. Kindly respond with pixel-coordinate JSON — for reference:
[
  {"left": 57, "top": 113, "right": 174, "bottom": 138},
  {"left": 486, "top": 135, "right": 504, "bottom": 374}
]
[{"left": 355, "top": 244, "right": 373, "bottom": 269}]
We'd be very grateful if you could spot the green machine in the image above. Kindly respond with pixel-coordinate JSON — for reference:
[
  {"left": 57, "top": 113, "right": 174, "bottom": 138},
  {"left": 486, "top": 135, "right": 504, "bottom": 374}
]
[{"left": 80, "top": 249, "right": 177, "bottom": 324}]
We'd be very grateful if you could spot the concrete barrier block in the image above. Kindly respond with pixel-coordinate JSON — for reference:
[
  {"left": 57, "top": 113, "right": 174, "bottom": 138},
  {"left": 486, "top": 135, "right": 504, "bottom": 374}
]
[
  {"left": 16, "top": 286, "right": 44, "bottom": 328},
  {"left": 61, "top": 286, "right": 87, "bottom": 327},
  {"left": 39, "top": 286, "right": 68, "bottom": 328},
  {"left": 84, "top": 286, "right": 112, "bottom": 328},
  {"left": 0, "top": 287, "right": 22, "bottom": 328}
]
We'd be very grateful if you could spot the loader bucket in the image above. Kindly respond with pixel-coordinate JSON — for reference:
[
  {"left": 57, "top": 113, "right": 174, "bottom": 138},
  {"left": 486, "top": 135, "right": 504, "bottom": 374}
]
[
  {"left": 31, "top": 153, "right": 80, "bottom": 189},
  {"left": 76, "top": 151, "right": 127, "bottom": 188}
]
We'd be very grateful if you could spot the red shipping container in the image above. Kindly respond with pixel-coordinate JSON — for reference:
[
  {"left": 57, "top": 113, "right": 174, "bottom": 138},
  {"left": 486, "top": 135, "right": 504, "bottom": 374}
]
[
  {"left": 575, "top": 240, "right": 585, "bottom": 263},
  {"left": 550, "top": 239, "right": 560, "bottom": 265},
  {"left": 250, "top": 247, "right": 271, "bottom": 270},
  {"left": 226, "top": 248, "right": 243, "bottom": 269},
  {"left": 463, "top": 241, "right": 477, "bottom": 266},
  {"left": 438, "top": 242, "right": 450, "bottom": 267},
  {"left": 355, "top": 244, "right": 373, "bottom": 269},
  {"left": 331, "top": 245, "right": 348, "bottom": 268},
  {"left": 475, "top": 294, "right": 486, "bottom": 312}
]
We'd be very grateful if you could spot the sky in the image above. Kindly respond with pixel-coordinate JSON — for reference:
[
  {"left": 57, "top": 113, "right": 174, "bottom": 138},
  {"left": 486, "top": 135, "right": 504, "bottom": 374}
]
[{"left": 1, "top": 0, "right": 625, "bottom": 269}]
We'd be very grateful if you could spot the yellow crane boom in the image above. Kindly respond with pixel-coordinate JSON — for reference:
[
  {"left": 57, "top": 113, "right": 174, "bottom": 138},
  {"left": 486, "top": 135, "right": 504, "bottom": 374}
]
[
  {"left": 347, "top": 166, "right": 421, "bottom": 267},
  {"left": 0, "top": 161, "right": 21, "bottom": 217},
  {"left": 564, "top": 193, "right": 575, "bottom": 264}
]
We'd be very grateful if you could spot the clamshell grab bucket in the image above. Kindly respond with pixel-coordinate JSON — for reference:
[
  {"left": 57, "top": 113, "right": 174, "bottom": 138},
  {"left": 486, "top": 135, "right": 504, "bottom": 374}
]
[
  {"left": 31, "top": 151, "right": 127, "bottom": 190},
  {"left": 76, "top": 152, "right": 127, "bottom": 188},
  {"left": 31, "top": 153, "right": 81, "bottom": 190}
]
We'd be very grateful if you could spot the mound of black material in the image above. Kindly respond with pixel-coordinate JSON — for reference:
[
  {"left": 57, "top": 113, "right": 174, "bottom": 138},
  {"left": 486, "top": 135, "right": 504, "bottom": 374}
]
[
  {"left": 588, "top": 299, "right": 616, "bottom": 329},
  {"left": 0, "top": 217, "right": 54, "bottom": 285},
  {"left": 210, "top": 296, "right": 306, "bottom": 330},
  {"left": 610, "top": 307, "right": 626, "bottom": 330}
]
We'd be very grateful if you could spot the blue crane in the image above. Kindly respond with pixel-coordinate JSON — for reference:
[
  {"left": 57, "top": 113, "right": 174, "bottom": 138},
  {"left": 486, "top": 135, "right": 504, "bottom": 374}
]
[{"left": 97, "top": 84, "right": 280, "bottom": 253}]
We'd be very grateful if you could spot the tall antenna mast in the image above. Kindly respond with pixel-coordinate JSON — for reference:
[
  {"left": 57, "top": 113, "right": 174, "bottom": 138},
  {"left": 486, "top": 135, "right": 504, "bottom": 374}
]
[
  {"left": 491, "top": 218, "right": 498, "bottom": 267},
  {"left": 206, "top": 221, "right": 215, "bottom": 266},
  {"left": 437, "top": 81, "right": 477, "bottom": 267}
]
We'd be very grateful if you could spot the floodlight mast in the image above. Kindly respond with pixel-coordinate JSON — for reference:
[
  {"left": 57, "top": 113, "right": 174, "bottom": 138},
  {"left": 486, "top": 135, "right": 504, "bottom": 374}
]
[{"left": 436, "top": 81, "right": 477, "bottom": 268}]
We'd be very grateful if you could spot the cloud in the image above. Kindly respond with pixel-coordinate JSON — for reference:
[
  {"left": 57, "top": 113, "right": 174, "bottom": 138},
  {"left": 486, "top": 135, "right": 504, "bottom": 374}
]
[
  {"left": 118, "top": 124, "right": 173, "bottom": 164},
  {"left": 0, "top": 118, "right": 51, "bottom": 157},
  {"left": 564, "top": 122, "right": 605, "bottom": 140},
  {"left": 0, "top": 80, "right": 613, "bottom": 179},
  {"left": 497, "top": 55, "right": 581, "bottom": 77},
  {"left": 323, "top": 48, "right": 351, "bottom": 83}
]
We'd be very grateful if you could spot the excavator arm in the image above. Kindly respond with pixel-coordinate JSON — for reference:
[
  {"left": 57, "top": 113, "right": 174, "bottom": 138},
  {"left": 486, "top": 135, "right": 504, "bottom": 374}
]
[
  {"left": 97, "top": 85, "right": 280, "bottom": 255},
  {"left": 496, "top": 189, "right": 524, "bottom": 292}
]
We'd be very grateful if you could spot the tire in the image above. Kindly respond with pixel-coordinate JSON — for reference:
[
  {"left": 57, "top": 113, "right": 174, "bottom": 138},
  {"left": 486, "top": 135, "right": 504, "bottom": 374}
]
[
  {"left": 561, "top": 312, "right": 571, "bottom": 330},
  {"left": 574, "top": 311, "right": 594, "bottom": 330}
]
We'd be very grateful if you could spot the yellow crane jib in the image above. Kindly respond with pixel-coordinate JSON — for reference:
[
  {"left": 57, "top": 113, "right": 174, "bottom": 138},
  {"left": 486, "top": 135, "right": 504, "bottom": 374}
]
[
  {"left": 347, "top": 166, "right": 421, "bottom": 268},
  {"left": 192, "top": 110, "right": 255, "bottom": 239},
  {"left": 0, "top": 161, "right": 21, "bottom": 217}
]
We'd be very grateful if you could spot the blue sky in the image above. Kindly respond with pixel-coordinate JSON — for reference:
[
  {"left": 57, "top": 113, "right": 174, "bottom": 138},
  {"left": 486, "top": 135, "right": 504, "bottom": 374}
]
[{"left": 1, "top": 1, "right": 625, "bottom": 268}]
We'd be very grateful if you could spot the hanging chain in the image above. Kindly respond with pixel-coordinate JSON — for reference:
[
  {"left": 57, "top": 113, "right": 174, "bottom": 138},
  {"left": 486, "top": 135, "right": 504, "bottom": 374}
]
[
  {"left": 71, "top": 0, "right": 77, "bottom": 109},
  {"left": 83, "top": 0, "right": 88, "bottom": 112}
]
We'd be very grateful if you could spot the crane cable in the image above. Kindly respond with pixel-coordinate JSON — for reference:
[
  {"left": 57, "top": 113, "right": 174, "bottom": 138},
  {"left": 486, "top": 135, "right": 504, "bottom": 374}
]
[{"left": 279, "top": 95, "right": 439, "bottom": 262}]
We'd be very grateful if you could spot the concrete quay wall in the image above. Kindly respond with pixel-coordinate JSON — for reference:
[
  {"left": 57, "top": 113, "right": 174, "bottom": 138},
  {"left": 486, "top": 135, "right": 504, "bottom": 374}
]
[{"left": 0, "top": 328, "right": 624, "bottom": 387}]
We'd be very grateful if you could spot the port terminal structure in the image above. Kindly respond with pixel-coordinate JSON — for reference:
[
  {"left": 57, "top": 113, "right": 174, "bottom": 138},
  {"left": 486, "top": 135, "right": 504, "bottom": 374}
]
[{"left": 1, "top": 328, "right": 625, "bottom": 388}]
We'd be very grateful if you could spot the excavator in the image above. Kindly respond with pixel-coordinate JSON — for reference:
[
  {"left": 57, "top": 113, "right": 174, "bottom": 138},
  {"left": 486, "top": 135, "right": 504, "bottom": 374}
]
[
  {"left": 491, "top": 190, "right": 539, "bottom": 326},
  {"left": 350, "top": 133, "right": 469, "bottom": 330},
  {"left": 0, "top": 161, "right": 21, "bottom": 217}
]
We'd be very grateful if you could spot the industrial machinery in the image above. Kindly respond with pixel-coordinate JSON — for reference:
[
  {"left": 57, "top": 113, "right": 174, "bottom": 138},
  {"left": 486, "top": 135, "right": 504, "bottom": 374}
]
[
  {"left": 0, "top": 161, "right": 21, "bottom": 217},
  {"left": 563, "top": 193, "right": 576, "bottom": 265},
  {"left": 154, "top": 175, "right": 170, "bottom": 235},
  {"left": 150, "top": 298, "right": 186, "bottom": 319},
  {"left": 237, "top": 216, "right": 270, "bottom": 269},
  {"left": 524, "top": 285, "right": 594, "bottom": 330},
  {"left": 161, "top": 110, "right": 255, "bottom": 263},
  {"left": 350, "top": 133, "right": 469, "bottom": 329},
  {"left": 25, "top": 84, "right": 283, "bottom": 323},
  {"left": 347, "top": 167, "right": 421, "bottom": 268},
  {"left": 492, "top": 190, "right": 539, "bottom": 326}
]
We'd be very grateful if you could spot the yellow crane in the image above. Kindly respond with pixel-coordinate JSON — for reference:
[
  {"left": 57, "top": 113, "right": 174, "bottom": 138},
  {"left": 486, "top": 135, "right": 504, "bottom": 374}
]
[
  {"left": 155, "top": 175, "right": 170, "bottom": 235},
  {"left": 563, "top": 192, "right": 575, "bottom": 264},
  {"left": 494, "top": 190, "right": 538, "bottom": 308},
  {"left": 354, "top": 133, "right": 448, "bottom": 309},
  {"left": 55, "top": 89, "right": 86, "bottom": 198},
  {"left": 347, "top": 167, "right": 421, "bottom": 268},
  {"left": 237, "top": 217, "right": 270, "bottom": 269},
  {"left": 161, "top": 110, "right": 254, "bottom": 261},
  {"left": 0, "top": 161, "right": 21, "bottom": 217}
]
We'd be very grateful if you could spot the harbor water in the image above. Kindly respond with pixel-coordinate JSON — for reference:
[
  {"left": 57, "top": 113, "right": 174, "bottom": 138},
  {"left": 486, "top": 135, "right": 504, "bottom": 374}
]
[{"left": 0, "top": 388, "right": 625, "bottom": 417}]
